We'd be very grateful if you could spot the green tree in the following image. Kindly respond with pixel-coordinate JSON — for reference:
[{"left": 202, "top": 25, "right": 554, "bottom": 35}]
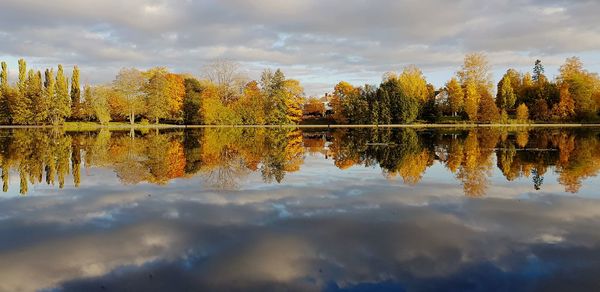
[
  {"left": 533, "top": 59, "right": 546, "bottom": 83},
  {"left": 183, "top": 78, "right": 203, "bottom": 124},
  {"left": 377, "top": 87, "right": 392, "bottom": 124},
  {"left": 262, "top": 69, "right": 289, "bottom": 124}
]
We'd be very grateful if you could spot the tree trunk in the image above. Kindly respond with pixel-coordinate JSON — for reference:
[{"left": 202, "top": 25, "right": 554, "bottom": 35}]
[{"left": 130, "top": 111, "right": 134, "bottom": 125}]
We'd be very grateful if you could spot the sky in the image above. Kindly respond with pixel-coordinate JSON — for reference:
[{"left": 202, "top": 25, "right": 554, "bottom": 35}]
[{"left": 2, "top": 0, "right": 600, "bottom": 96}]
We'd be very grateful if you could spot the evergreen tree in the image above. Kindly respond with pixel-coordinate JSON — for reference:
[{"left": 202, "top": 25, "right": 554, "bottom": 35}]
[
  {"left": 533, "top": 60, "right": 545, "bottom": 83},
  {"left": 263, "top": 69, "right": 288, "bottom": 124},
  {"left": 70, "top": 65, "right": 81, "bottom": 120}
]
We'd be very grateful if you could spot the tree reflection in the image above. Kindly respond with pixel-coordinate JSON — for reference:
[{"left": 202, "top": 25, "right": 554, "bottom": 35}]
[{"left": 1, "top": 127, "right": 600, "bottom": 196}]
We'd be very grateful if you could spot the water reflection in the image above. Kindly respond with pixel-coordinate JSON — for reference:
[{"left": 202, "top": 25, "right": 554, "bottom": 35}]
[
  {"left": 1, "top": 127, "right": 600, "bottom": 196},
  {"left": 1, "top": 127, "right": 600, "bottom": 291}
]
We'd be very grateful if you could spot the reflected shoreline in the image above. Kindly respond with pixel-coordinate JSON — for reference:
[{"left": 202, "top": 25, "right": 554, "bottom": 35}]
[{"left": 1, "top": 127, "right": 599, "bottom": 196}]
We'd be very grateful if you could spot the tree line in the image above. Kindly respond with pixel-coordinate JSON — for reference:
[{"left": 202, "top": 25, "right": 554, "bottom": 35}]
[
  {"left": 1, "top": 54, "right": 599, "bottom": 126},
  {"left": 328, "top": 53, "right": 600, "bottom": 124},
  {"left": 0, "top": 59, "right": 304, "bottom": 125}
]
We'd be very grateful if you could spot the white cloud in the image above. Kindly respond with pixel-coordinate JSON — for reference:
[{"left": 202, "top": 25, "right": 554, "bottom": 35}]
[{"left": 1, "top": 0, "right": 600, "bottom": 95}]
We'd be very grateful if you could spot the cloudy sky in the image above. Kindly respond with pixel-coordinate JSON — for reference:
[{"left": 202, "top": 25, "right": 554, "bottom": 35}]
[{"left": 1, "top": 0, "right": 600, "bottom": 95}]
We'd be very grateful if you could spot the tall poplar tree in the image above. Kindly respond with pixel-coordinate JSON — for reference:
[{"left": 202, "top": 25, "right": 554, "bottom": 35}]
[
  {"left": 0, "top": 62, "right": 9, "bottom": 124},
  {"left": 17, "top": 59, "right": 26, "bottom": 94},
  {"left": 12, "top": 61, "right": 32, "bottom": 124},
  {"left": 26, "top": 70, "right": 48, "bottom": 124},
  {"left": 70, "top": 65, "right": 81, "bottom": 120},
  {"left": 464, "top": 80, "right": 480, "bottom": 121},
  {"left": 54, "top": 65, "right": 71, "bottom": 124}
]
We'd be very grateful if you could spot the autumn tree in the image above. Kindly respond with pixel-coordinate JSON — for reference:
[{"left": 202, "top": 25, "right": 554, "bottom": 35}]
[
  {"left": 18, "top": 59, "right": 26, "bottom": 94},
  {"left": 233, "top": 81, "right": 266, "bottom": 125},
  {"left": 558, "top": 57, "right": 600, "bottom": 119},
  {"left": 10, "top": 59, "right": 31, "bottom": 124},
  {"left": 145, "top": 71, "right": 171, "bottom": 124},
  {"left": 464, "top": 80, "right": 480, "bottom": 121},
  {"left": 478, "top": 92, "right": 499, "bottom": 123},
  {"left": 397, "top": 65, "right": 429, "bottom": 102},
  {"left": 113, "top": 68, "right": 146, "bottom": 124},
  {"left": 516, "top": 103, "right": 529, "bottom": 122},
  {"left": 26, "top": 70, "right": 48, "bottom": 124},
  {"left": 0, "top": 62, "right": 9, "bottom": 124},
  {"left": 551, "top": 83, "right": 576, "bottom": 121},
  {"left": 445, "top": 77, "right": 463, "bottom": 116},
  {"left": 202, "top": 59, "right": 247, "bottom": 104},
  {"left": 282, "top": 79, "right": 304, "bottom": 124},
  {"left": 330, "top": 81, "right": 356, "bottom": 124},
  {"left": 70, "top": 65, "right": 82, "bottom": 120},
  {"left": 51, "top": 65, "right": 71, "bottom": 124},
  {"left": 44, "top": 69, "right": 58, "bottom": 124},
  {"left": 457, "top": 52, "right": 493, "bottom": 95},
  {"left": 496, "top": 75, "right": 516, "bottom": 111},
  {"left": 303, "top": 97, "right": 325, "bottom": 117},
  {"left": 89, "top": 85, "right": 112, "bottom": 124}
]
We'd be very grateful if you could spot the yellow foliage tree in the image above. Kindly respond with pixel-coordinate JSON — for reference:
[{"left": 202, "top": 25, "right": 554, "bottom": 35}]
[
  {"left": 464, "top": 81, "right": 480, "bottom": 121},
  {"left": 516, "top": 103, "right": 529, "bottom": 122}
]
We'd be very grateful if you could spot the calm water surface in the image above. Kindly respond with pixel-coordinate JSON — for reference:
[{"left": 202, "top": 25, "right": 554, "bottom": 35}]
[{"left": 1, "top": 127, "right": 600, "bottom": 291}]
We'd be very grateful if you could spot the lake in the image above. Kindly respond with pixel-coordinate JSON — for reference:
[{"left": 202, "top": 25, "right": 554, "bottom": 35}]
[{"left": 1, "top": 127, "right": 600, "bottom": 291}]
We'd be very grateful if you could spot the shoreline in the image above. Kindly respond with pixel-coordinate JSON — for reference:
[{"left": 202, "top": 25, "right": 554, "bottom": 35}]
[{"left": 1, "top": 123, "right": 600, "bottom": 130}]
